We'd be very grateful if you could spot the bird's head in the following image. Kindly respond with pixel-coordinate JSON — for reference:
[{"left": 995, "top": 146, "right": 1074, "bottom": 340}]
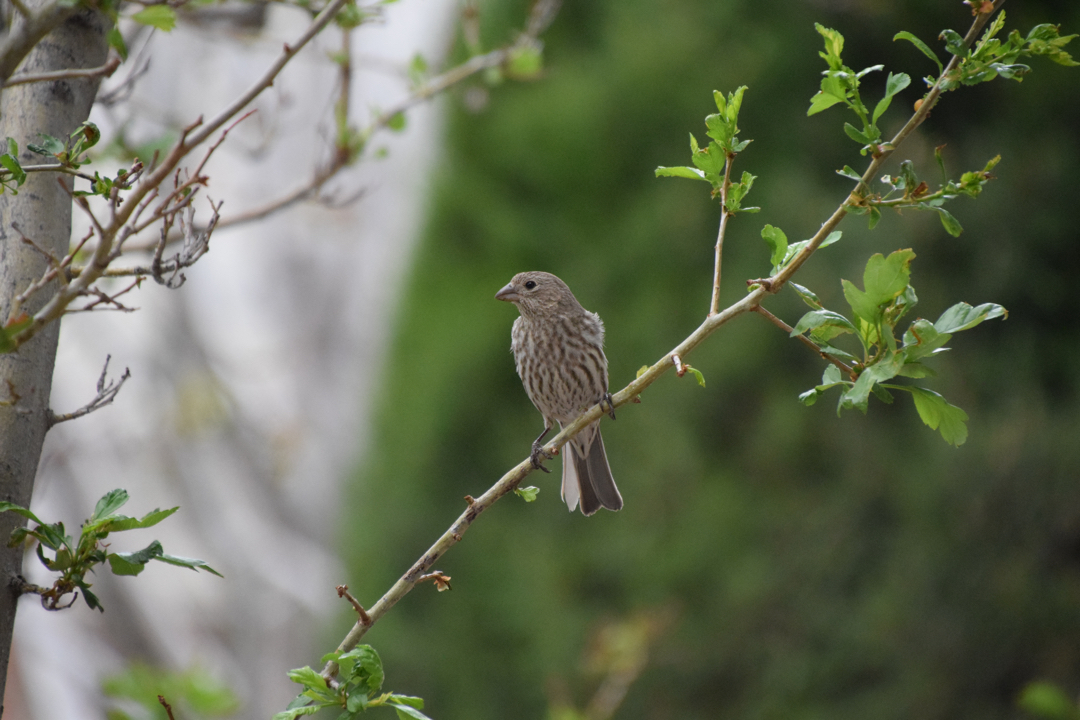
[{"left": 495, "top": 271, "right": 581, "bottom": 319}]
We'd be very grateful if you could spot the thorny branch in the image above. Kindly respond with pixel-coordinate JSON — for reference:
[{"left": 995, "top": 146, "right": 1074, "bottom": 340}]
[
  {"left": 47, "top": 355, "right": 131, "bottom": 428},
  {"left": 318, "top": 0, "right": 1006, "bottom": 684}
]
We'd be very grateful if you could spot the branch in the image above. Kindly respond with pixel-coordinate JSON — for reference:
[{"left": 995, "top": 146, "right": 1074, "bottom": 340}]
[
  {"left": 0, "top": 0, "right": 77, "bottom": 83},
  {"left": 317, "top": 1, "right": 1008, "bottom": 685},
  {"left": 47, "top": 355, "right": 130, "bottom": 428},
  {"left": 3, "top": 53, "right": 120, "bottom": 87},
  {"left": 753, "top": 305, "right": 854, "bottom": 380},
  {"left": 9, "top": 0, "right": 351, "bottom": 349}
]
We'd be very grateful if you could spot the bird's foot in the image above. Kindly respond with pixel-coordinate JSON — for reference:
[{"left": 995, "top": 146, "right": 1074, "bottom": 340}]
[
  {"left": 530, "top": 440, "right": 554, "bottom": 473},
  {"left": 600, "top": 393, "right": 616, "bottom": 421}
]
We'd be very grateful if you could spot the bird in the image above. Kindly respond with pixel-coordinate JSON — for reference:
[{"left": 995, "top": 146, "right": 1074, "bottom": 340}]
[{"left": 495, "top": 271, "right": 623, "bottom": 515}]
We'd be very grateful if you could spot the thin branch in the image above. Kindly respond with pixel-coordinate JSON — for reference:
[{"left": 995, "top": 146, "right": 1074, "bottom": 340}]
[
  {"left": 3, "top": 53, "right": 120, "bottom": 87},
  {"left": 336, "top": 585, "right": 371, "bottom": 626},
  {"left": 753, "top": 305, "right": 855, "bottom": 379},
  {"left": 317, "top": 2, "right": 1008, "bottom": 685},
  {"left": 157, "top": 696, "right": 177, "bottom": 720},
  {"left": 709, "top": 154, "right": 735, "bottom": 316},
  {"left": 47, "top": 355, "right": 131, "bottom": 428}
]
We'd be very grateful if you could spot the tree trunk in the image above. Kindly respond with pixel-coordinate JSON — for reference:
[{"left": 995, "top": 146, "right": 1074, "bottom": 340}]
[{"left": 0, "top": 5, "right": 108, "bottom": 713}]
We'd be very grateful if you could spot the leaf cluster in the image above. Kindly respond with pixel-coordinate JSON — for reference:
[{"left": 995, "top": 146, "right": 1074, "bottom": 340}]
[
  {"left": 807, "top": 24, "right": 911, "bottom": 154},
  {"left": 791, "top": 250, "right": 1006, "bottom": 446},
  {"left": 276, "top": 646, "right": 430, "bottom": 720},
  {"left": 654, "top": 86, "right": 757, "bottom": 212},
  {"left": 938, "top": 13, "right": 1078, "bottom": 90},
  {"left": 1, "top": 489, "right": 221, "bottom": 611}
]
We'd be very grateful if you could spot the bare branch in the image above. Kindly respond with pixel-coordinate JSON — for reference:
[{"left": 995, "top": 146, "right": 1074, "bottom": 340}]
[
  {"left": 3, "top": 53, "right": 120, "bottom": 87},
  {"left": 47, "top": 355, "right": 131, "bottom": 428}
]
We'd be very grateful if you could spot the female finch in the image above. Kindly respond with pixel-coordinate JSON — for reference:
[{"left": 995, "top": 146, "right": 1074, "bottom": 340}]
[{"left": 495, "top": 271, "right": 623, "bottom": 515}]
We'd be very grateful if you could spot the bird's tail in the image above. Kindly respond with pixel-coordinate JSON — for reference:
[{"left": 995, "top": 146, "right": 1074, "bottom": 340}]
[{"left": 562, "top": 427, "right": 623, "bottom": 515}]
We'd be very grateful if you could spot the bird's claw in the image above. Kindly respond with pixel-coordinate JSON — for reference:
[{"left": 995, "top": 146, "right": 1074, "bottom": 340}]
[
  {"left": 530, "top": 440, "right": 553, "bottom": 473},
  {"left": 600, "top": 392, "right": 616, "bottom": 421}
]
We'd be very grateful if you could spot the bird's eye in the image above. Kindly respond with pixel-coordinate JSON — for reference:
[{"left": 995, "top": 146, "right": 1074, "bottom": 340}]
[{"left": 524, "top": 280, "right": 537, "bottom": 290}]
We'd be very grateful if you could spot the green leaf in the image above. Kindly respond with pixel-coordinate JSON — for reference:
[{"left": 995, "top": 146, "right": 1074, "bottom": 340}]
[
  {"left": 91, "top": 489, "right": 129, "bottom": 523},
  {"left": 901, "top": 319, "right": 951, "bottom": 361},
  {"left": 935, "top": 206, "right": 963, "bottom": 236},
  {"left": 0, "top": 153, "right": 26, "bottom": 188},
  {"left": 872, "top": 71, "right": 911, "bottom": 124},
  {"left": 155, "top": 552, "right": 224, "bottom": 577},
  {"left": 387, "top": 112, "right": 406, "bottom": 131},
  {"left": 287, "top": 667, "right": 329, "bottom": 692},
  {"left": 514, "top": 486, "right": 539, "bottom": 502},
  {"left": 686, "top": 366, "right": 706, "bottom": 388},
  {"left": 391, "top": 703, "right": 434, "bottom": 720},
  {"left": 272, "top": 706, "right": 322, "bottom": 720},
  {"left": 28, "top": 134, "right": 64, "bottom": 157},
  {"left": 107, "top": 26, "right": 128, "bottom": 60},
  {"left": 107, "top": 540, "right": 164, "bottom": 576},
  {"left": 131, "top": 5, "right": 176, "bottom": 31},
  {"left": 843, "top": 122, "right": 871, "bottom": 146},
  {"left": 107, "top": 506, "right": 179, "bottom": 532},
  {"left": 893, "top": 31, "right": 943, "bottom": 75},
  {"left": 0, "top": 501, "right": 45, "bottom": 528},
  {"left": 760, "top": 224, "right": 788, "bottom": 269},
  {"left": 791, "top": 309, "right": 857, "bottom": 342},
  {"left": 863, "top": 249, "right": 916, "bottom": 307},
  {"left": 789, "top": 282, "right": 822, "bottom": 310},
  {"left": 933, "top": 301, "right": 1007, "bottom": 333},
  {"left": 836, "top": 165, "right": 861, "bottom": 181},
  {"left": 909, "top": 387, "right": 969, "bottom": 446},
  {"left": 842, "top": 279, "right": 879, "bottom": 325},
  {"left": 655, "top": 166, "right": 706, "bottom": 181},
  {"left": 807, "top": 90, "right": 844, "bottom": 116}
]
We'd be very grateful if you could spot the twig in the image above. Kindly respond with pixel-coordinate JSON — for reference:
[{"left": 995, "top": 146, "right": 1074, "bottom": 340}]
[
  {"left": 709, "top": 153, "right": 734, "bottom": 316},
  {"left": 3, "top": 54, "right": 120, "bottom": 87},
  {"left": 158, "top": 696, "right": 177, "bottom": 720},
  {"left": 336, "top": 585, "right": 371, "bottom": 626},
  {"left": 47, "top": 355, "right": 131, "bottom": 428},
  {"left": 753, "top": 305, "right": 855, "bottom": 379}
]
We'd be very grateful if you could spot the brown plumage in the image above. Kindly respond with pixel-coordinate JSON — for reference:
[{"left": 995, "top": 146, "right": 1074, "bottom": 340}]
[{"left": 495, "top": 271, "right": 623, "bottom": 515}]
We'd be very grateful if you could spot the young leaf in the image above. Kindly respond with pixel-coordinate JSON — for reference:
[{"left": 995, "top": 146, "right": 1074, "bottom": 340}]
[
  {"left": 514, "top": 486, "right": 539, "bottom": 502},
  {"left": 872, "top": 71, "right": 911, "bottom": 124},
  {"left": 893, "top": 31, "right": 944, "bottom": 73},
  {"left": 909, "top": 387, "right": 969, "bottom": 446},
  {"left": 760, "top": 224, "right": 788, "bottom": 269},
  {"left": 91, "top": 489, "right": 130, "bottom": 523},
  {"left": 935, "top": 206, "right": 963, "bottom": 236},
  {"left": 655, "top": 166, "right": 706, "bottom": 181}
]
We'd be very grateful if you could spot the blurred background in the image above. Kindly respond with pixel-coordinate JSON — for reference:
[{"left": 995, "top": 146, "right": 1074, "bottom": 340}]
[{"left": 11, "top": 0, "right": 1080, "bottom": 718}]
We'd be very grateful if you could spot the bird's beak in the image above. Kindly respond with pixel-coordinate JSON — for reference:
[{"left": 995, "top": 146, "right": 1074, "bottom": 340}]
[{"left": 495, "top": 283, "right": 518, "bottom": 302}]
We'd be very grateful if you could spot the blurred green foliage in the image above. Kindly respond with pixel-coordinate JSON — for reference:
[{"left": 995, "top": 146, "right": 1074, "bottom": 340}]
[{"left": 343, "top": 1, "right": 1080, "bottom": 718}]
